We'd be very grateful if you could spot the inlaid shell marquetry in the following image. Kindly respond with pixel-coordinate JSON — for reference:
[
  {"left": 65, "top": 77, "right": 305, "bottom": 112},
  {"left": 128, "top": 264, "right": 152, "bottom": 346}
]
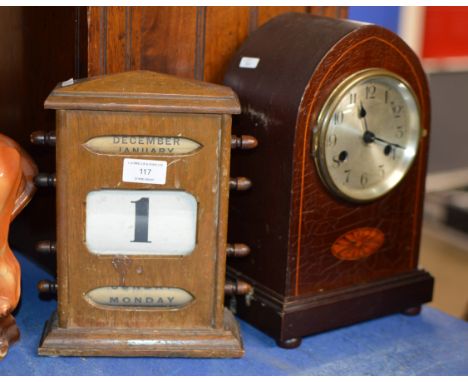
[{"left": 331, "top": 227, "right": 385, "bottom": 261}]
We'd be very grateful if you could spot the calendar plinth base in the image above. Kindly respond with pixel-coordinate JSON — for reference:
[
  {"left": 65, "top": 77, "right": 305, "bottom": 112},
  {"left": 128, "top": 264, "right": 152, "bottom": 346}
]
[{"left": 38, "top": 308, "right": 243, "bottom": 358}]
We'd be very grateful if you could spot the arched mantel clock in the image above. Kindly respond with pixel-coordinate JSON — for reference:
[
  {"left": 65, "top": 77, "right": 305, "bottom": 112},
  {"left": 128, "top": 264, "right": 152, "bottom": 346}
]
[{"left": 225, "top": 13, "right": 434, "bottom": 348}]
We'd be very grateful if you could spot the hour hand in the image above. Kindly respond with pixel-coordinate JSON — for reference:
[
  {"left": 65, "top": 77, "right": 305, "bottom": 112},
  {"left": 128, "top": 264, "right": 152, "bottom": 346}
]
[
  {"left": 357, "top": 102, "right": 369, "bottom": 132},
  {"left": 358, "top": 101, "right": 367, "bottom": 119}
]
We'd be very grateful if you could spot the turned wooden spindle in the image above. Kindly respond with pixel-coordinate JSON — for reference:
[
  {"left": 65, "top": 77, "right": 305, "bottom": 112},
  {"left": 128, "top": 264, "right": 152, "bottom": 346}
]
[
  {"left": 30, "top": 130, "right": 56, "bottom": 146},
  {"left": 229, "top": 177, "right": 252, "bottom": 191},
  {"left": 37, "top": 280, "right": 58, "bottom": 295},
  {"left": 224, "top": 280, "right": 253, "bottom": 296},
  {"left": 226, "top": 243, "right": 250, "bottom": 258},
  {"left": 231, "top": 135, "right": 258, "bottom": 150},
  {"left": 35, "top": 240, "right": 56, "bottom": 255},
  {"left": 34, "top": 173, "right": 56, "bottom": 188}
]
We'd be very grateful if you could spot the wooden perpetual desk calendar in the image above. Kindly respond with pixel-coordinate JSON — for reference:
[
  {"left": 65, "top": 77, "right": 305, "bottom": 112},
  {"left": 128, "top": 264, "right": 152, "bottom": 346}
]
[
  {"left": 225, "top": 13, "right": 434, "bottom": 348},
  {"left": 36, "top": 71, "right": 244, "bottom": 357}
]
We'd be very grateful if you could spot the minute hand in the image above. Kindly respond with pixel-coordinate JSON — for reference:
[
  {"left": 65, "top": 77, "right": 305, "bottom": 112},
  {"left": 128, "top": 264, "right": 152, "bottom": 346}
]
[{"left": 373, "top": 136, "right": 406, "bottom": 150}]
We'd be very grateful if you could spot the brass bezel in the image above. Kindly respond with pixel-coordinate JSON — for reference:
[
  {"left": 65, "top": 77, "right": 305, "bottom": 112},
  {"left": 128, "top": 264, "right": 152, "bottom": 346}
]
[{"left": 313, "top": 68, "right": 422, "bottom": 203}]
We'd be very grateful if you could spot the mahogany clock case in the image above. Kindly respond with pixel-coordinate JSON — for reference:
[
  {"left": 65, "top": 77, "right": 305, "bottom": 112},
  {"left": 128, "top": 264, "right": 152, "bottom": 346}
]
[{"left": 225, "top": 13, "right": 434, "bottom": 347}]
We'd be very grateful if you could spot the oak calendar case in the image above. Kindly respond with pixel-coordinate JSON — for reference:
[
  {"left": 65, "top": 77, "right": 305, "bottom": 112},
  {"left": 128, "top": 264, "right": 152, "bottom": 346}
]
[{"left": 36, "top": 70, "right": 244, "bottom": 357}]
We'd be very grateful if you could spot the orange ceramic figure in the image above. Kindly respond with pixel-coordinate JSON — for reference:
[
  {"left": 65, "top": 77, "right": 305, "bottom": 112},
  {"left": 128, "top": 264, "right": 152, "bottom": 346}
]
[{"left": 0, "top": 134, "right": 37, "bottom": 358}]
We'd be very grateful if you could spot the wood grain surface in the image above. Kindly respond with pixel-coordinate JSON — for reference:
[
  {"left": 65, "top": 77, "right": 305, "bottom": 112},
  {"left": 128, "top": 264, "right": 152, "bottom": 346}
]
[
  {"left": 289, "top": 22, "right": 431, "bottom": 296},
  {"left": 87, "top": 6, "right": 348, "bottom": 83}
]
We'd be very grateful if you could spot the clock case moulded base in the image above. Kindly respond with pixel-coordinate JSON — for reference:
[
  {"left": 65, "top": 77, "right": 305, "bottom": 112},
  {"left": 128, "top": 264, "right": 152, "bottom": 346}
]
[
  {"left": 227, "top": 269, "right": 434, "bottom": 348},
  {"left": 38, "top": 308, "right": 243, "bottom": 357}
]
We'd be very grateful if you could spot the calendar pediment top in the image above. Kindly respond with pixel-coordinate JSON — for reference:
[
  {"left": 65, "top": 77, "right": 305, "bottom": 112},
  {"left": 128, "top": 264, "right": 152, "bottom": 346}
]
[{"left": 45, "top": 70, "right": 240, "bottom": 115}]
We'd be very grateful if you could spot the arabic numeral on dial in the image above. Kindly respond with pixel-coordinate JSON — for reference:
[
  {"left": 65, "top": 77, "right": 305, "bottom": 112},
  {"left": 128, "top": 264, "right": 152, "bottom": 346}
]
[
  {"left": 360, "top": 173, "right": 368, "bottom": 187},
  {"left": 378, "top": 165, "right": 385, "bottom": 178},
  {"left": 333, "top": 111, "right": 344, "bottom": 125},
  {"left": 327, "top": 134, "right": 337, "bottom": 147},
  {"left": 385, "top": 145, "right": 397, "bottom": 160},
  {"left": 392, "top": 103, "right": 403, "bottom": 118},
  {"left": 366, "top": 85, "right": 376, "bottom": 99},
  {"left": 332, "top": 155, "right": 341, "bottom": 168},
  {"left": 344, "top": 169, "right": 351, "bottom": 184},
  {"left": 396, "top": 126, "right": 405, "bottom": 138}
]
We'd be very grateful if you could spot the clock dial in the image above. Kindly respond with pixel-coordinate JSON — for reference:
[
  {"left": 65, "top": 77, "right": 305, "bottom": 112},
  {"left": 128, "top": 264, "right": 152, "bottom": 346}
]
[{"left": 315, "top": 69, "right": 421, "bottom": 202}]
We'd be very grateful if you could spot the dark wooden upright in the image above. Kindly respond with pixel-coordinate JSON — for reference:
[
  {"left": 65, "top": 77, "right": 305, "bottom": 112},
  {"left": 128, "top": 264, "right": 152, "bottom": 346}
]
[
  {"left": 86, "top": 6, "right": 347, "bottom": 81},
  {"left": 0, "top": 8, "right": 86, "bottom": 270},
  {"left": 224, "top": 13, "right": 434, "bottom": 347}
]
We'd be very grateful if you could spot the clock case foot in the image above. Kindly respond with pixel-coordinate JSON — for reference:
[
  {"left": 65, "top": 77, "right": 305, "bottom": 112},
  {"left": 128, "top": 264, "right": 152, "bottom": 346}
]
[
  {"left": 402, "top": 305, "right": 422, "bottom": 316},
  {"left": 276, "top": 337, "right": 302, "bottom": 349},
  {"left": 38, "top": 308, "right": 243, "bottom": 358},
  {"left": 228, "top": 269, "right": 433, "bottom": 347}
]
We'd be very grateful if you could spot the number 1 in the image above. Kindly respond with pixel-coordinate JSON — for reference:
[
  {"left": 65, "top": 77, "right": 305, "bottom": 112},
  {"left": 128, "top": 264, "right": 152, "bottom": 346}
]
[
  {"left": 334, "top": 111, "right": 344, "bottom": 125},
  {"left": 131, "top": 197, "right": 151, "bottom": 243}
]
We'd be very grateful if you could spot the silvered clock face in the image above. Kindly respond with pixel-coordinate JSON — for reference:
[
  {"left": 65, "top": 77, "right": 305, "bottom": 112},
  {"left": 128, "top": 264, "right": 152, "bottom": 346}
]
[{"left": 314, "top": 69, "right": 421, "bottom": 202}]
